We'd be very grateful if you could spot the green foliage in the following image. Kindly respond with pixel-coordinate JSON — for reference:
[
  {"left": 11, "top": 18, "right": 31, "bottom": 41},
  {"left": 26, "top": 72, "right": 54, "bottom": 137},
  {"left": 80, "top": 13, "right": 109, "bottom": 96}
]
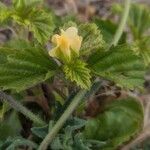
[
  {"left": 132, "top": 36, "right": 150, "bottom": 66},
  {"left": 12, "top": 0, "right": 54, "bottom": 43},
  {"left": 28, "top": 9, "right": 54, "bottom": 44},
  {"left": 51, "top": 129, "right": 92, "bottom": 150},
  {"left": 31, "top": 118, "right": 105, "bottom": 150},
  {"left": 83, "top": 97, "right": 144, "bottom": 150},
  {"left": 13, "top": 0, "right": 42, "bottom": 13},
  {"left": 50, "top": 118, "right": 90, "bottom": 150},
  {"left": 79, "top": 23, "right": 105, "bottom": 53},
  {"left": 61, "top": 22, "right": 106, "bottom": 88},
  {"left": 94, "top": 18, "right": 126, "bottom": 45},
  {"left": 0, "top": 1, "right": 148, "bottom": 150},
  {"left": 0, "top": 0, "right": 54, "bottom": 44},
  {"left": 31, "top": 125, "right": 48, "bottom": 139},
  {"left": 112, "top": 3, "right": 150, "bottom": 39},
  {"left": 112, "top": 3, "right": 150, "bottom": 66},
  {"left": 88, "top": 45, "right": 145, "bottom": 90},
  {"left": 62, "top": 22, "right": 105, "bottom": 54},
  {"left": 0, "top": 137, "right": 38, "bottom": 150},
  {"left": 62, "top": 21, "right": 77, "bottom": 30},
  {"left": 0, "top": 102, "right": 9, "bottom": 120},
  {"left": 0, "top": 111, "right": 22, "bottom": 141},
  {"left": 0, "top": 2, "right": 11, "bottom": 24},
  {"left": 128, "top": 4, "right": 150, "bottom": 39},
  {"left": 63, "top": 60, "right": 91, "bottom": 89},
  {"left": 0, "top": 40, "right": 58, "bottom": 92}
]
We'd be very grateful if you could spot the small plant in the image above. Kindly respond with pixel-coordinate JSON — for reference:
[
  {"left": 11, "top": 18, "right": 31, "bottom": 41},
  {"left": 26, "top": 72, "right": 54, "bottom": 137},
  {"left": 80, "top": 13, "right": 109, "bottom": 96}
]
[{"left": 0, "top": 0, "right": 150, "bottom": 150}]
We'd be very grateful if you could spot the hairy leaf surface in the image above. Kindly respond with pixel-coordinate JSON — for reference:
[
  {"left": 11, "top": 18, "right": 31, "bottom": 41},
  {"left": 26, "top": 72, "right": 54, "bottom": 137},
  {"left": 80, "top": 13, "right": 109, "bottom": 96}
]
[
  {"left": 112, "top": 3, "right": 150, "bottom": 39},
  {"left": 129, "top": 4, "right": 150, "bottom": 39},
  {"left": 0, "top": 2, "right": 11, "bottom": 24},
  {"left": 63, "top": 60, "right": 91, "bottom": 89},
  {"left": 94, "top": 18, "right": 126, "bottom": 45},
  {"left": 88, "top": 45, "right": 145, "bottom": 89},
  {"left": 84, "top": 97, "right": 144, "bottom": 150},
  {"left": 132, "top": 36, "right": 150, "bottom": 66},
  {"left": 79, "top": 23, "right": 105, "bottom": 53},
  {"left": 11, "top": 0, "right": 54, "bottom": 43},
  {"left": 0, "top": 40, "right": 58, "bottom": 91}
]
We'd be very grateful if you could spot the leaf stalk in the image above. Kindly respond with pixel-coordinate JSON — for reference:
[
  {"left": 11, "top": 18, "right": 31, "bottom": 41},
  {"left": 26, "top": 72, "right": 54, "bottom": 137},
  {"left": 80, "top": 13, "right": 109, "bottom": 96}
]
[
  {"left": 111, "top": 0, "right": 131, "bottom": 46},
  {"left": 38, "top": 90, "right": 87, "bottom": 150},
  {"left": 0, "top": 91, "right": 46, "bottom": 126}
]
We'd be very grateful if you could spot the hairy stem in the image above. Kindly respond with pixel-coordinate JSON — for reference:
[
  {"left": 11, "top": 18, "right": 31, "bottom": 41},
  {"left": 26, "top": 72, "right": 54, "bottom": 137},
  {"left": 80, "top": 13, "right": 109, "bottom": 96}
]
[
  {"left": 0, "top": 91, "right": 46, "bottom": 126},
  {"left": 38, "top": 0, "right": 131, "bottom": 149},
  {"left": 111, "top": 0, "right": 131, "bottom": 46},
  {"left": 38, "top": 90, "right": 87, "bottom": 150}
]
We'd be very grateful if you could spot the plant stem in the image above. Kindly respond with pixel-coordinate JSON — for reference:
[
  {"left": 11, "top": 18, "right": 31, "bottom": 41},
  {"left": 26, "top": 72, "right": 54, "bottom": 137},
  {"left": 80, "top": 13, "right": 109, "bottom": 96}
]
[
  {"left": 0, "top": 91, "right": 46, "bottom": 126},
  {"left": 38, "top": 90, "right": 87, "bottom": 150},
  {"left": 111, "top": 0, "right": 131, "bottom": 46},
  {"left": 38, "top": 0, "right": 131, "bottom": 149}
]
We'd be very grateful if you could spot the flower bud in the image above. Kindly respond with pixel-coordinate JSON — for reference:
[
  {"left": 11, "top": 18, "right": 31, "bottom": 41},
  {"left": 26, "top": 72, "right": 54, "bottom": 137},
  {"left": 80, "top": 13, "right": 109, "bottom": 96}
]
[{"left": 49, "top": 27, "right": 82, "bottom": 63}]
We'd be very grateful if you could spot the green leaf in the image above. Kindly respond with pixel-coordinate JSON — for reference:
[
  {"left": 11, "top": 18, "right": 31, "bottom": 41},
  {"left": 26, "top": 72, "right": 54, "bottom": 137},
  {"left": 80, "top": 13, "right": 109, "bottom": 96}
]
[
  {"left": 63, "top": 60, "right": 91, "bottom": 89},
  {"left": 0, "top": 102, "right": 9, "bottom": 120},
  {"left": 132, "top": 36, "right": 150, "bottom": 66},
  {"left": 88, "top": 45, "right": 146, "bottom": 90},
  {"left": 13, "top": 0, "right": 42, "bottom": 13},
  {"left": 112, "top": 3, "right": 150, "bottom": 39},
  {"left": 28, "top": 9, "right": 55, "bottom": 44},
  {"left": 31, "top": 125, "right": 48, "bottom": 139},
  {"left": 0, "top": 137, "right": 14, "bottom": 150},
  {"left": 62, "top": 21, "right": 77, "bottom": 31},
  {"left": 51, "top": 117, "right": 101, "bottom": 150},
  {"left": 0, "top": 137, "right": 38, "bottom": 150},
  {"left": 0, "top": 2, "right": 11, "bottom": 24},
  {"left": 79, "top": 23, "right": 105, "bottom": 54},
  {"left": 129, "top": 4, "right": 150, "bottom": 39},
  {"left": 0, "top": 40, "right": 58, "bottom": 92},
  {"left": 94, "top": 18, "right": 126, "bottom": 45},
  {"left": 83, "top": 97, "right": 144, "bottom": 150},
  {"left": 12, "top": 0, "right": 54, "bottom": 43},
  {"left": 0, "top": 111, "right": 22, "bottom": 141},
  {"left": 6, "top": 137, "right": 38, "bottom": 150}
]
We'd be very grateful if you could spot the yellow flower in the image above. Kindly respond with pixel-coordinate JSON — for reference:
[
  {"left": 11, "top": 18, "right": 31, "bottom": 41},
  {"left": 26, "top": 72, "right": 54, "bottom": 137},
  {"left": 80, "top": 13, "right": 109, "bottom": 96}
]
[{"left": 49, "top": 27, "right": 82, "bottom": 62}]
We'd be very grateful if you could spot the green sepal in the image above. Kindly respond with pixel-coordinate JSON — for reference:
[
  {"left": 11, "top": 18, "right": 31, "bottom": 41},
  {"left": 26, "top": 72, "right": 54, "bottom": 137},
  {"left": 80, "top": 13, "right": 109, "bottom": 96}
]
[{"left": 63, "top": 60, "right": 91, "bottom": 89}]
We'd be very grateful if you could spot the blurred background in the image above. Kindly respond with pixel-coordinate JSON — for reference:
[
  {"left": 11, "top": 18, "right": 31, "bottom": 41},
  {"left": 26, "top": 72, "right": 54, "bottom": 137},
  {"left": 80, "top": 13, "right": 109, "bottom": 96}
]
[{"left": 1, "top": 0, "right": 149, "bottom": 43}]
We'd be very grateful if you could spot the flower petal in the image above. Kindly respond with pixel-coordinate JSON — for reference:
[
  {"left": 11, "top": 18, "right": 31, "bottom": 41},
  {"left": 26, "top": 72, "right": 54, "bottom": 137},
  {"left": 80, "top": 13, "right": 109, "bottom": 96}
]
[
  {"left": 51, "top": 34, "right": 60, "bottom": 45},
  {"left": 49, "top": 26, "right": 82, "bottom": 62},
  {"left": 63, "top": 27, "right": 82, "bottom": 53},
  {"left": 70, "top": 36, "right": 82, "bottom": 53},
  {"left": 49, "top": 47, "right": 58, "bottom": 58},
  {"left": 64, "top": 27, "right": 78, "bottom": 37}
]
